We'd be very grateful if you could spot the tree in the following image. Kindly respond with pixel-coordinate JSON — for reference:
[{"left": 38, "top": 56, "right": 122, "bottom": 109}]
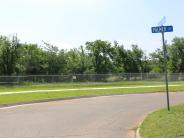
[
  {"left": 66, "top": 48, "right": 82, "bottom": 74},
  {"left": 86, "top": 40, "right": 115, "bottom": 74},
  {"left": 122, "top": 45, "right": 145, "bottom": 73},
  {"left": 168, "top": 37, "right": 184, "bottom": 73},
  {"left": 77, "top": 46, "right": 93, "bottom": 74},
  {"left": 57, "top": 49, "right": 68, "bottom": 74},
  {"left": 0, "top": 35, "right": 20, "bottom": 75},
  {"left": 66, "top": 46, "right": 92, "bottom": 74},
  {"left": 149, "top": 49, "right": 164, "bottom": 73},
  {"left": 42, "top": 41, "right": 64, "bottom": 75},
  {"left": 22, "top": 44, "right": 47, "bottom": 75},
  {"left": 112, "top": 41, "right": 127, "bottom": 73},
  {"left": 2, "top": 34, "right": 184, "bottom": 75},
  {"left": 141, "top": 55, "right": 151, "bottom": 73}
]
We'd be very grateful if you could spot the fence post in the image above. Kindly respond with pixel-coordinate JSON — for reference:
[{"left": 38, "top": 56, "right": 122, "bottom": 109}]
[{"left": 130, "top": 73, "right": 131, "bottom": 81}]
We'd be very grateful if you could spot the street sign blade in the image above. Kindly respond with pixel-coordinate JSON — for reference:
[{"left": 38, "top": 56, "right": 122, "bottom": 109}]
[{"left": 151, "top": 26, "right": 173, "bottom": 33}]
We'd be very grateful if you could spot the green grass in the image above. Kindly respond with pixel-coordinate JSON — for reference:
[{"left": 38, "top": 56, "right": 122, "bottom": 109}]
[
  {"left": 0, "top": 81, "right": 167, "bottom": 92},
  {"left": 140, "top": 104, "right": 184, "bottom": 138},
  {"left": 1, "top": 81, "right": 183, "bottom": 92},
  {"left": 0, "top": 81, "right": 184, "bottom": 104}
]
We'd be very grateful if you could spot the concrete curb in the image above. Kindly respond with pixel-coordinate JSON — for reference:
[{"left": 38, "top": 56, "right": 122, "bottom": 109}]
[
  {"left": 125, "top": 113, "right": 147, "bottom": 138},
  {"left": 136, "top": 125, "right": 142, "bottom": 138},
  {"left": 135, "top": 110, "right": 160, "bottom": 138},
  {"left": 135, "top": 117, "right": 144, "bottom": 138},
  {"left": 135, "top": 116, "right": 144, "bottom": 138}
]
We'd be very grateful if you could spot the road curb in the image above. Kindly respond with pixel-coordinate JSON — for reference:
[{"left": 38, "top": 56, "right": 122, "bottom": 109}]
[
  {"left": 135, "top": 110, "right": 159, "bottom": 138},
  {"left": 136, "top": 125, "right": 142, "bottom": 138},
  {"left": 135, "top": 116, "right": 144, "bottom": 138},
  {"left": 135, "top": 114, "right": 148, "bottom": 138},
  {"left": 125, "top": 113, "right": 147, "bottom": 138}
]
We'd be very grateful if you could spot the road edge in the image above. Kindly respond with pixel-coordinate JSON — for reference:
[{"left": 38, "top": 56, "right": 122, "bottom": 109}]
[
  {"left": 135, "top": 110, "right": 161, "bottom": 138},
  {"left": 136, "top": 121, "right": 143, "bottom": 138},
  {"left": 0, "top": 92, "right": 163, "bottom": 109},
  {"left": 125, "top": 114, "right": 146, "bottom": 138}
]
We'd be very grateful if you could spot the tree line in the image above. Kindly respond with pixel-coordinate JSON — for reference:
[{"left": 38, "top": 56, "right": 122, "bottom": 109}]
[{"left": 0, "top": 35, "right": 184, "bottom": 75}]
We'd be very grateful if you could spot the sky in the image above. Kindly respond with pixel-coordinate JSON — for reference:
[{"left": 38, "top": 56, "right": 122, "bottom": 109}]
[{"left": 0, "top": 0, "right": 184, "bottom": 53}]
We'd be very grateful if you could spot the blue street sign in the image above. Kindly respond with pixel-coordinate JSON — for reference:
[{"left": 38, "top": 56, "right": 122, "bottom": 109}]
[{"left": 152, "top": 26, "right": 173, "bottom": 33}]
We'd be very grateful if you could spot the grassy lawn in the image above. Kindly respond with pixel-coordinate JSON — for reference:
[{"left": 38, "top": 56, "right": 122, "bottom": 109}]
[
  {"left": 140, "top": 104, "right": 184, "bottom": 138},
  {"left": 0, "top": 81, "right": 184, "bottom": 104},
  {"left": 0, "top": 81, "right": 183, "bottom": 92}
]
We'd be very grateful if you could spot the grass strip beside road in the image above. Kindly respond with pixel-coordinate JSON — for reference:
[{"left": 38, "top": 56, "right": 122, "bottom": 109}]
[
  {"left": 0, "top": 81, "right": 175, "bottom": 92},
  {"left": 0, "top": 81, "right": 184, "bottom": 104},
  {"left": 0, "top": 84, "right": 182, "bottom": 95},
  {"left": 140, "top": 104, "right": 184, "bottom": 138}
]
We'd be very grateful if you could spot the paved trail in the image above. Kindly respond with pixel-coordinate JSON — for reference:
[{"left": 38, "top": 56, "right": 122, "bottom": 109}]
[
  {"left": 0, "top": 84, "right": 181, "bottom": 95},
  {"left": 0, "top": 92, "right": 184, "bottom": 138}
]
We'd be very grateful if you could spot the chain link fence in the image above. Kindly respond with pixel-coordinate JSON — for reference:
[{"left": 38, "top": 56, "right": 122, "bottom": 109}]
[{"left": 0, "top": 73, "right": 184, "bottom": 85}]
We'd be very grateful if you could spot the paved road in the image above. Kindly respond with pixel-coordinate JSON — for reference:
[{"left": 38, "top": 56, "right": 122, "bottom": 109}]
[{"left": 0, "top": 93, "right": 184, "bottom": 138}]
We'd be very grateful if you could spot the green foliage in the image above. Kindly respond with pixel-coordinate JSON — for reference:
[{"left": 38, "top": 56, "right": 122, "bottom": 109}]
[
  {"left": 112, "top": 41, "right": 126, "bottom": 72},
  {"left": 150, "top": 49, "right": 165, "bottom": 73},
  {"left": 0, "top": 35, "right": 184, "bottom": 75},
  {"left": 43, "top": 42, "right": 65, "bottom": 75},
  {"left": 0, "top": 36, "right": 20, "bottom": 75},
  {"left": 21, "top": 44, "right": 47, "bottom": 74},
  {"left": 86, "top": 40, "right": 116, "bottom": 73},
  {"left": 124, "top": 45, "right": 144, "bottom": 73},
  {"left": 168, "top": 37, "right": 184, "bottom": 73},
  {"left": 66, "top": 46, "right": 92, "bottom": 74}
]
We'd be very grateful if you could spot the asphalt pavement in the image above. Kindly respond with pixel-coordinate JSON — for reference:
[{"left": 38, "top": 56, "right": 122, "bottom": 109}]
[{"left": 0, "top": 92, "right": 184, "bottom": 138}]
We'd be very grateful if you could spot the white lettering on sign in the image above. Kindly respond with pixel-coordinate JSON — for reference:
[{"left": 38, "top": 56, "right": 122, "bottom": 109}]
[{"left": 152, "top": 26, "right": 173, "bottom": 33}]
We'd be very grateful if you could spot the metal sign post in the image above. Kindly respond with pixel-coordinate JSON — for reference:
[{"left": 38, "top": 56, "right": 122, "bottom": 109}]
[
  {"left": 151, "top": 18, "right": 173, "bottom": 111},
  {"left": 161, "top": 29, "right": 170, "bottom": 111}
]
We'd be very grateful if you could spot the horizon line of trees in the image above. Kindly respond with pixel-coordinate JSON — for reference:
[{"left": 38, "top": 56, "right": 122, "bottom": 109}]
[{"left": 0, "top": 35, "right": 184, "bottom": 75}]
